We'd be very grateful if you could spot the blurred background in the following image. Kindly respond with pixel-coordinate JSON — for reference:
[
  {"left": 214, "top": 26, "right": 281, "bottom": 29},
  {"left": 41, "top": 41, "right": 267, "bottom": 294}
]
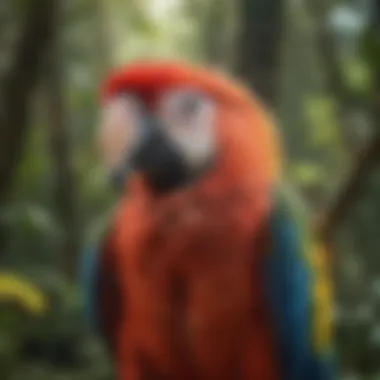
[{"left": 0, "top": 0, "right": 379, "bottom": 379}]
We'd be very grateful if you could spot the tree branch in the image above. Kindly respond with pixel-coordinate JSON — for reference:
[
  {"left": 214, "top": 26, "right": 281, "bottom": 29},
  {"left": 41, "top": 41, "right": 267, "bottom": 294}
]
[
  {"left": 318, "top": 3, "right": 380, "bottom": 242},
  {"left": 320, "top": 132, "right": 380, "bottom": 242},
  {"left": 0, "top": 0, "right": 57, "bottom": 204},
  {"left": 317, "top": 20, "right": 370, "bottom": 154}
]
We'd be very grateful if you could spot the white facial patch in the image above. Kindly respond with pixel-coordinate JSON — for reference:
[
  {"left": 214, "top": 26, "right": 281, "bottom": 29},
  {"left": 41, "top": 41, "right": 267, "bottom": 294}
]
[
  {"left": 158, "top": 88, "right": 216, "bottom": 170},
  {"left": 98, "top": 95, "right": 141, "bottom": 171}
]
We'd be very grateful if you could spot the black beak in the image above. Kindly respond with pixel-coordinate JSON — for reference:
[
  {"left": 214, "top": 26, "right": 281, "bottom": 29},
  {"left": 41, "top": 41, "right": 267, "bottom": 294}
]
[{"left": 130, "top": 118, "right": 188, "bottom": 193}]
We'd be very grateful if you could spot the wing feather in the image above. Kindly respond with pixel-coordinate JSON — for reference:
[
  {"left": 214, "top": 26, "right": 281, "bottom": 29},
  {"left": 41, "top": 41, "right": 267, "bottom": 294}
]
[
  {"left": 80, "top": 227, "right": 123, "bottom": 355},
  {"left": 264, "top": 187, "right": 336, "bottom": 380}
]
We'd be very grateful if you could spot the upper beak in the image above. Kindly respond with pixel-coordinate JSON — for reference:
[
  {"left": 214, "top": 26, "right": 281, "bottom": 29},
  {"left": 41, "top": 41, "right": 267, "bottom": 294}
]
[{"left": 130, "top": 118, "right": 187, "bottom": 192}]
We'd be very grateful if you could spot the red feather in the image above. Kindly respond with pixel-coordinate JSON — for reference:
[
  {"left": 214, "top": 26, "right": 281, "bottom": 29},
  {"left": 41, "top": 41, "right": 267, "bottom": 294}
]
[{"left": 99, "top": 61, "right": 283, "bottom": 380}]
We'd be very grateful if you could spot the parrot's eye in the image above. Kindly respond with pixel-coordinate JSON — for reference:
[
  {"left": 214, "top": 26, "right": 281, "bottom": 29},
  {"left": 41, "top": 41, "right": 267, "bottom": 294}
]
[
  {"left": 157, "top": 88, "right": 216, "bottom": 170},
  {"left": 168, "top": 91, "right": 202, "bottom": 121},
  {"left": 98, "top": 95, "right": 141, "bottom": 171},
  {"left": 159, "top": 89, "right": 208, "bottom": 127},
  {"left": 180, "top": 94, "right": 200, "bottom": 116}
]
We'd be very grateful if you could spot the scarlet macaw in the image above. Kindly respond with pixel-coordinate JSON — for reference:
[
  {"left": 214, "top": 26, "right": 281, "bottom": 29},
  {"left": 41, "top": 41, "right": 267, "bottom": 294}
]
[{"left": 81, "top": 61, "right": 336, "bottom": 380}]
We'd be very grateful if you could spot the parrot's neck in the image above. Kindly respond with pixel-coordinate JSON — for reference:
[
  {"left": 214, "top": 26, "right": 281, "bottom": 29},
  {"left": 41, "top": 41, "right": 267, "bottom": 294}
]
[
  {"left": 115, "top": 145, "right": 277, "bottom": 265},
  {"left": 115, "top": 172, "right": 273, "bottom": 263}
]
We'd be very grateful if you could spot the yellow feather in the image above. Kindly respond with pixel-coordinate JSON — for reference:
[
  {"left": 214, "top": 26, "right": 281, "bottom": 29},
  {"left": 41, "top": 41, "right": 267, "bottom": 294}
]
[{"left": 309, "top": 243, "right": 334, "bottom": 353}]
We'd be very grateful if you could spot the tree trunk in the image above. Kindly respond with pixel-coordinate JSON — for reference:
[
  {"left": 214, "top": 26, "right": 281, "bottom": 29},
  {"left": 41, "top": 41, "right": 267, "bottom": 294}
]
[
  {"left": 0, "top": 0, "right": 58, "bottom": 204},
  {"left": 94, "top": 0, "right": 113, "bottom": 79},
  {"left": 234, "top": 0, "right": 286, "bottom": 108},
  {"left": 45, "top": 2, "right": 80, "bottom": 279},
  {"left": 194, "top": 0, "right": 238, "bottom": 70}
]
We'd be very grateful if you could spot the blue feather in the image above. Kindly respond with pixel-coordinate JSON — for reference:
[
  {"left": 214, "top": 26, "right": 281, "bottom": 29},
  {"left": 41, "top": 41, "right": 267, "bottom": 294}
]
[
  {"left": 265, "top": 192, "right": 336, "bottom": 380},
  {"left": 79, "top": 245, "right": 101, "bottom": 331},
  {"left": 79, "top": 207, "right": 116, "bottom": 333}
]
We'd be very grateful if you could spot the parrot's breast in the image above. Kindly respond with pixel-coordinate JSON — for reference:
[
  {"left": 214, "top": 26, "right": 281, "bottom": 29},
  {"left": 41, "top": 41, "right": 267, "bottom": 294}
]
[{"left": 112, "top": 185, "right": 280, "bottom": 380}]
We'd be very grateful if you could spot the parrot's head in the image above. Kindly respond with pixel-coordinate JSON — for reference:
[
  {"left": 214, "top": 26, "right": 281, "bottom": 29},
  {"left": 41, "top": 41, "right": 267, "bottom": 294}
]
[{"left": 99, "top": 61, "right": 281, "bottom": 196}]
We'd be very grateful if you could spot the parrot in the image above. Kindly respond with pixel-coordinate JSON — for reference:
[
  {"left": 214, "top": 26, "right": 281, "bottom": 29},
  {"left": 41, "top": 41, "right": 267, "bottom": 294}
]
[{"left": 80, "top": 61, "right": 336, "bottom": 380}]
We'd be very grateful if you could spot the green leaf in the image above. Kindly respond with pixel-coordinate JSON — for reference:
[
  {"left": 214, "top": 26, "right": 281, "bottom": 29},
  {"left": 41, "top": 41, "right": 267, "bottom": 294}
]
[
  {"left": 0, "top": 203, "right": 60, "bottom": 238},
  {"left": 303, "top": 96, "right": 340, "bottom": 146},
  {"left": 342, "top": 59, "right": 372, "bottom": 94},
  {"left": 290, "top": 162, "right": 326, "bottom": 185}
]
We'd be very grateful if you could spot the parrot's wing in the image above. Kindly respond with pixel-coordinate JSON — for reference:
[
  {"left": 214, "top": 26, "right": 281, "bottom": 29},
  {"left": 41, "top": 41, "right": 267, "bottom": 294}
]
[
  {"left": 80, "top": 208, "right": 122, "bottom": 355},
  {"left": 264, "top": 185, "right": 337, "bottom": 380}
]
